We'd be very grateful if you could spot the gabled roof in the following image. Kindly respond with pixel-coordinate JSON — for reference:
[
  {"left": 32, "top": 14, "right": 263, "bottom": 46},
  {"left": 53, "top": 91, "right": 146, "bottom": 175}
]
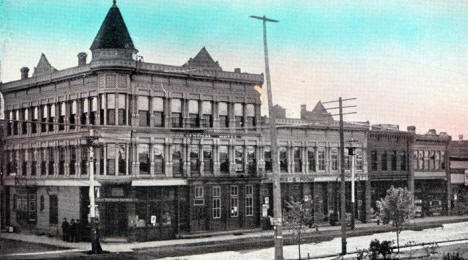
[
  {"left": 90, "top": 2, "right": 135, "bottom": 50},
  {"left": 33, "top": 53, "right": 57, "bottom": 76},
  {"left": 183, "top": 47, "right": 222, "bottom": 71},
  {"left": 309, "top": 101, "right": 333, "bottom": 121}
]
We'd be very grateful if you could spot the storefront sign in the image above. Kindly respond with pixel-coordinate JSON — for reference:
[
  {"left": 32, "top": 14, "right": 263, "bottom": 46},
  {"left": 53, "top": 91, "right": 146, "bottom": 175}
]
[
  {"left": 262, "top": 204, "right": 268, "bottom": 217},
  {"left": 151, "top": 215, "right": 157, "bottom": 226}
]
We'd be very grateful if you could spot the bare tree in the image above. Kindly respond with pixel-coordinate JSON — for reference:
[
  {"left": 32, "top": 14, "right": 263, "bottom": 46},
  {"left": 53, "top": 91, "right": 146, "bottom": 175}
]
[
  {"left": 283, "top": 198, "right": 314, "bottom": 259},
  {"left": 377, "top": 186, "right": 415, "bottom": 252}
]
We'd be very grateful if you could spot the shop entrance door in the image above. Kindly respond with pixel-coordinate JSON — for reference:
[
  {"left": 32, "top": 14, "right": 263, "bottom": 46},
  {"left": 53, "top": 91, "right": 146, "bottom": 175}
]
[{"left": 104, "top": 202, "right": 128, "bottom": 237}]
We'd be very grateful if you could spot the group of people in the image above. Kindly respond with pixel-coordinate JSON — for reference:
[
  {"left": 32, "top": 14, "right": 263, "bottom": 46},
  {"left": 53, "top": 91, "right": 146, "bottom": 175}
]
[{"left": 61, "top": 218, "right": 87, "bottom": 242}]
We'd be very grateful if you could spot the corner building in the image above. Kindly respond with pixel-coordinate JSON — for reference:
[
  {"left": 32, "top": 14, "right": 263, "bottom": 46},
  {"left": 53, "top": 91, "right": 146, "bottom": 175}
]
[{"left": 1, "top": 2, "right": 263, "bottom": 241}]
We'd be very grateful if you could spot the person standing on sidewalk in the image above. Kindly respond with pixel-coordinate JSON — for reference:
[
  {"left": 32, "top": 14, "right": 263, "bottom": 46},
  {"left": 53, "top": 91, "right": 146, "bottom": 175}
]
[
  {"left": 61, "top": 218, "right": 70, "bottom": 241},
  {"left": 76, "top": 219, "right": 82, "bottom": 242},
  {"left": 70, "top": 219, "right": 76, "bottom": 242}
]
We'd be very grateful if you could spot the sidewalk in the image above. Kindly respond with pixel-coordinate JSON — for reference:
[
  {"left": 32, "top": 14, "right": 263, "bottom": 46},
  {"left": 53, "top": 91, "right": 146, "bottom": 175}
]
[{"left": 1, "top": 215, "right": 467, "bottom": 254}]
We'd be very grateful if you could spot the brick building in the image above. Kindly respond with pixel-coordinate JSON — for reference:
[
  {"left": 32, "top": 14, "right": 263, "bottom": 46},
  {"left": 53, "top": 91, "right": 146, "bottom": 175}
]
[
  {"left": 1, "top": 2, "right": 264, "bottom": 241},
  {"left": 448, "top": 139, "right": 468, "bottom": 215}
]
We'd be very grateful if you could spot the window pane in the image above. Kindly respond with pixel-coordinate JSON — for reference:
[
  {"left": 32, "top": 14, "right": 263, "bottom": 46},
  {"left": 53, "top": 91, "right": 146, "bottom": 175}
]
[
  {"left": 188, "top": 100, "right": 199, "bottom": 114},
  {"left": 107, "top": 144, "right": 116, "bottom": 175},
  {"left": 152, "top": 97, "right": 164, "bottom": 112},
  {"left": 118, "top": 94, "right": 126, "bottom": 109},
  {"left": 107, "top": 94, "right": 115, "bottom": 109},
  {"left": 218, "top": 102, "right": 228, "bottom": 116},
  {"left": 246, "top": 104, "right": 255, "bottom": 117},
  {"left": 153, "top": 144, "right": 164, "bottom": 175},
  {"left": 219, "top": 146, "right": 229, "bottom": 173},
  {"left": 235, "top": 146, "right": 244, "bottom": 173},
  {"left": 202, "top": 101, "right": 212, "bottom": 114},
  {"left": 137, "top": 96, "right": 149, "bottom": 111},
  {"left": 138, "top": 144, "right": 149, "bottom": 174},
  {"left": 234, "top": 103, "right": 243, "bottom": 116},
  {"left": 171, "top": 99, "right": 182, "bottom": 113},
  {"left": 118, "top": 144, "right": 126, "bottom": 175}
]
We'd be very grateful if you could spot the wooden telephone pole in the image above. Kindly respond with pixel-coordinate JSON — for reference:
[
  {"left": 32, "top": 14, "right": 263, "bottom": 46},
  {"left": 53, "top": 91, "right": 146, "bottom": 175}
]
[{"left": 250, "top": 15, "right": 283, "bottom": 260}]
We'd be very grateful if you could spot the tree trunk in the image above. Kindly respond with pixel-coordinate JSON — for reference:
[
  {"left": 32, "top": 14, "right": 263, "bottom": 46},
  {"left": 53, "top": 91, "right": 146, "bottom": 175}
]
[{"left": 396, "top": 230, "right": 400, "bottom": 253}]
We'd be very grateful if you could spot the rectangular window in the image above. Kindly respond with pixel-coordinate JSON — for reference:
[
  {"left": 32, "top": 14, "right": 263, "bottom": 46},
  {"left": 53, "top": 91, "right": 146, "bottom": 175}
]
[
  {"left": 152, "top": 97, "right": 164, "bottom": 127},
  {"left": 48, "top": 105, "right": 55, "bottom": 131},
  {"left": 48, "top": 148, "right": 55, "bottom": 176},
  {"left": 81, "top": 146, "right": 88, "bottom": 176},
  {"left": 331, "top": 149, "right": 338, "bottom": 171},
  {"left": 21, "top": 150, "right": 27, "bottom": 176},
  {"left": 247, "top": 146, "right": 256, "bottom": 175},
  {"left": 203, "top": 147, "right": 213, "bottom": 175},
  {"left": 69, "top": 147, "right": 76, "bottom": 175},
  {"left": 391, "top": 151, "right": 397, "bottom": 171},
  {"left": 6, "top": 111, "right": 12, "bottom": 136},
  {"left": 58, "top": 103, "right": 65, "bottom": 131},
  {"left": 308, "top": 150, "right": 316, "bottom": 172},
  {"left": 400, "top": 151, "right": 407, "bottom": 171},
  {"left": 171, "top": 99, "right": 182, "bottom": 128},
  {"left": 356, "top": 149, "right": 363, "bottom": 170},
  {"left": 201, "top": 101, "right": 212, "bottom": 128},
  {"left": 279, "top": 147, "right": 288, "bottom": 173},
  {"left": 190, "top": 145, "right": 200, "bottom": 175},
  {"left": 117, "top": 94, "right": 126, "bottom": 125},
  {"left": 22, "top": 109, "right": 28, "bottom": 134},
  {"left": 32, "top": 107, "right": 38, "bottom": 133},
  {"left": 212, "top": 186, "right": 221, "bottom": 219},
  {"left": 235, "top": 146, "right": 244, "bottom": 173},
  {"left": 70, "top": 101, "right": 77, "bottom": 129},
  {"left": 194, "top": 186, "right": 204, "bottom": 205},
  {"left": 246, "top": 104, "right": 256, "bottom": 131},
  {"left": 219, "top": 145, "right": 229, "bottom": 174},
  {"left": 118, "top": 144, "right": 126, "bottom": 175},
  {"left": 429, "top": 151, "right": 435, "bottom": 170},
  {"left": 318, "top": 150, "right": 325, "bottom": 171},
  {"left": 234, "top": 103, "right": 244, "bottom": 127},
  {"left": 41, "top": 105, "right": 47, "bottom": 132},
  {"left": 245, "top": 185, "right": 253, "bottom": 216},
  {"left": 138, "top": 96, "right": 149, "bottom": 127},
  {"left": 41, "top": 149, "right": 47, "bottom": 176},
  {"left": 30, "top": 150, "right": 37, "bottom": 176},
  {"left": 371, "top": 151, "right": 378, "bottom": 171},
  {"left": 345, "top": 153, "right": 351, "bottom": 170},
  {"left": 107, "top": 144, "right": 116, "bottom": 175},
  {"left": 59, "top": 147, "right": 65, "bottom": 175},
  {"left": 172, "top": 144, "right": 183, "bottom": 176},
  {"left": 81, "top": 99, "right": 88, "bottom": 125},
  {"left": 381, "top": 152, "right": 387, "bottom": 171},
  {"left": 435, "top": 151, "right": 440, "bottom": 170},
  {"left": 418, "top": 151, "right": 423, "bottom": 170},
  {"left": 49, "top": 195, "right": 58, "bottom": 225},
  {"left": 100, "top": 94, "right": 105, "bottom": 125},
  {"left": 90, "top": 97, "right": 97, "bottom": 125},
  {"left": 294, "top": 147, "right": 302, "bottom": 172},
  {"left": 188, "top": 100, "right": 199, "bottom": 128},
  {"left": 218, "top": 102, "right": 229, "bottom": 128},
  {"left": 264, "top": 146, "right": 272, "bottom": 173},
  {"left": 423, "top": 150, "right": 429, "bottom": 170},
  {"left": 230, "top": 186, "right": 239, "bottom": 217},
  {"left": 138, "top": 144, "right": 149, "bottom": 174},
  {"left": 107, "top": 94, "right": 116, "bottom": 125},
  {"left": 153, "top": 144, "right": 164, "bottom": 175},
  {"left": 440, "top": 151, "right": 446, "bottom": 169}
]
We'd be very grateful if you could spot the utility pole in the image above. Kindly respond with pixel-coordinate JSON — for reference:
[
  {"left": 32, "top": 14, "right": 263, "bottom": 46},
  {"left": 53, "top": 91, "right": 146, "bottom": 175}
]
[
  {"left": 87, "top": 129, "right": 102, "bottom": 254},
  {"left": 349, "top": 144, "right": 356, "bottom": 230},
  {"left": 250, "top": 15, "right": 283, "bottom": 260},
  {"left": 323, "top": 97, "right": 357, "bottom": 256}
]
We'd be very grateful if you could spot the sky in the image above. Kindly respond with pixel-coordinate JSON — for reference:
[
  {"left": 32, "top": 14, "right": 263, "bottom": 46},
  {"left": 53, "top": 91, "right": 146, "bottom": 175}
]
[{"left": 1, "top": 0, "right": 468, "bottom": 137}]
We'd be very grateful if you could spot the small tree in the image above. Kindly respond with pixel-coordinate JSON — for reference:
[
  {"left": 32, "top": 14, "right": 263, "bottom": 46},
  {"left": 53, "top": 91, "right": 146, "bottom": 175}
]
[
  {"left": 376, "top": 186, "right": 414, "bottom": 253},
  {"left": 283, "top": 198, "right": 314, "bottom": 260}
]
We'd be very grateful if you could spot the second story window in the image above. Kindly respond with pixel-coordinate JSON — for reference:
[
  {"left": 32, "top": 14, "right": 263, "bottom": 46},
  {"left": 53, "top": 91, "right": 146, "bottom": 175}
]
[
  {"left": 118, "top": 94, "right": 126, "bottom": 125},
  {"left": 70, "top": 146, "right": 76, "bottom": 175},
  {"left": 264, "top": 146, "right": 272, "bottom": 173},
  {"left": 59, "top": 147, "right": 65, "bottom": 175},
  {"left": 218, "top": 102, "right": 229, "bottom": 128},
  {"left": 90, "top": 97, "right": 97, "bottom": 125},
  {"left": 246, "top": 104, "right": 256, "bottom": 130},
  {"left": 58, "top": 103, "right": 65, "bottom": 131},
  {"left": 440, "top": 151, "right": 446, "bottom": 170},
  {"left": 435, "top": 151, "right": 440, "bottom": 170},
  {"left": 70, "top": 101, "right": 77, "bottom": 130},
  {"left": 171, "top": 99, "right": 182, "bottom": 128},
  {"left": 279, "top": 147, "right": 288, "bottom": 173},
  {"left": 22, "top": 109, "right": 28, "bottom": 135},
  {"left": 6, "top": 111, "right": 12, "bottom": 136},
  {"left": 13, "top": 110, "right": 18, "bottom": 135},
  {"left": 172, "top": 144, "right": 183, "bottom": 176},
  {"left": 138, "top": 143, "right": 150, "bottom": 175},
  {"left": 21, "top": 150, "right": 27, "bottom": 176},
  {"left": 81, "top": 99, "right": 88, "bottom": 125},
  {"left": 371, "top": 151, "right": 378, "bottom": 171},
  {"left": 190, "top": 145, "right": 200, "bottom": 175},
  {"left": 152, "top": 97, "right": 164, "bottom": 127},
  {"left": 32, "top": 107, "right": 39, "bottom": 133},
  {"left": 391, "top": 151, "right": 397, "bottom": 171},
  {"left": 423, "top": 150, "right": 429, "bottom": 170},
  {"left": 137, "top": 96, "right": 150, "bottom": 127},
  {"left": 49, "top": 105, "right": 55, "bottom": 131},
  {"left": 247, "top": 146, "right": 256, "bottom": 175},
  {"left": 81, "top": 146, "right": 88, "bottom": 176},
  {"left": 318, "top": 149, "right": 325, "bottom": 171},
  {"left": 234, "top": 103, "right": 244, "bottom": 128},
  {"left": 153, "top": 144, "right": 164, "bottom": 175},
  {"left": 48, "top": 148, "right": 55, "bottom": 176},
  {"left": 308, "top": 149, "right": 316, "bottom": 172},
  {"left": 235, "top": 146, "right": 244, "bottom": 173},
  {"left": 294, "top": 147, "right": 302, "bottom": 172},
  {"left": 41, "top": 106, "right": 47, "bottom": 132},
  {"left": 203, "top": 146, "right": 213, "bottom": 175},
  {"left": 107, "top": 94, "right": 116, "bottom": 125},
  {"left": 381, "top": 151, "right": 387, "bottom": 171},
  {"left": 429, "top": 151, "right": 435, "bottom": 170},
  {"left": 106, "top": 144, "right": 116, "bottom": 175},
  {"left": 41, "top": 149, "right": 47, "bottom": 176},
  {"left": 201, "top": 101, "right": 212, "bottom": 128},
  {"left": 331, "top": 148, "right": 338, "bottom": 171},
  {"left": 188, "top": 100, "right": 199, "bottom": 128},
  {"left": 400, "top": 151, "right": 407, "bottom": 171},
  {"left": 356, "top": 148, "right": 363, "bottom": 170},
  {"left": 118, "top": 144, "right": 126, "bottom": 175},
  {"left": 219, "top": 145, "right": 229, "bottom": 174}
]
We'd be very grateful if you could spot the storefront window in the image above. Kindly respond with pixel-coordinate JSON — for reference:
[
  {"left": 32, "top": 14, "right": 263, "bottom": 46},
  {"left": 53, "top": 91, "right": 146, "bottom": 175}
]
[
  {"left": 212, "top": 186, "right": 221, "bottom": 219},
  {"left": 279, "top": 147, "right": 288, "bottom": 173},
  {"left": 152, "top": 97, "right": 164, "bottom": 127},
  {"left": 308, "top": 149, "right": 316, "bottom": 172},
  {"left": 190, "top": 145, "right": 200, "bottom": 175},
  {"left": 264, "top": 146, "right": 272, "bottom": 173},
  {"left": 218, "top": 102, "right": 228, "bottom": 128},
  {"left": 138, "top": 144, "right": 150, "bottom": 175},
  {"left": 245, "top": 185, "right": 253, "bottom": 216},
  {"left": 172, "top": 144, "right": 183, "bottom": 176},
  {"left": 203, "top": 146, "right": 213, "bottom": 175},
  {"left": 153, "top": 144, "right": 164, "bottom": 175},
  {"left": 235, "top": 146, "right": 244, "bottom": 173},
  {"left": 219, "top": 146, "right": 229, "bottom": 174}
]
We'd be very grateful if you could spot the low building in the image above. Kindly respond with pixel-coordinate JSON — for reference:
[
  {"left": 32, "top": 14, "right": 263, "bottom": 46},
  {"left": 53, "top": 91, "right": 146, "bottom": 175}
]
[{"left": 448, "top": 140, "right": 468, "bottom": 215}]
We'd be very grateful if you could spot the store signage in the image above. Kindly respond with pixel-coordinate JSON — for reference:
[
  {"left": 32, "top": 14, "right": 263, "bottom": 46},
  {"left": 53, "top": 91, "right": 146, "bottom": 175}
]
[
  {"left": 262, "top": 204, "right": 269, "bottom": 217},
  {"left": 151, "top": 215, "right": 157, "bottom": 226}
]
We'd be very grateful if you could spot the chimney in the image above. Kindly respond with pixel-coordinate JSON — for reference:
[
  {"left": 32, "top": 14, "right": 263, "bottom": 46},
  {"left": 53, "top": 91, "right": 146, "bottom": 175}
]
[
  {"left": 427, "top": 129, "right": 437, "bottom": 135},
  {"left": 78, "top": 52, "right": 87, "bottom": 66},
  {"left": 234, "top": 68, "right": 241, "bottom": 73},
  {"left": 407, "top": 125, "right": 416, "bottom": 133},
  {"left": 301, "top": 104, "right": 307, "bottom": 111},
  {"left": 20, "top": 67, "right": 29, "bottom": 79},
  {"left": 459, "top": 134, "right": 464, "bottom": 140}
]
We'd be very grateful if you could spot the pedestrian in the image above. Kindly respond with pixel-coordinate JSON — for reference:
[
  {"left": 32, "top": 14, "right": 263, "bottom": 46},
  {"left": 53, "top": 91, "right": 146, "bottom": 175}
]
[
  {"left": 61, "top": 218, "right": 69, "bottom": 241},
  {"left": 76, "top": 219, "right": 82, "bottom": 242},
  {"left": 70, "top": 219, "right": 76, "bottom": 242}
]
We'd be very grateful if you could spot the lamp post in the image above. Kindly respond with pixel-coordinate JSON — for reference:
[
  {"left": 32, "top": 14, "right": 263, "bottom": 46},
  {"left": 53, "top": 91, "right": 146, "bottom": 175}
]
[
  {"left": 87, "top": 129, "right": 102, "bottom": 254},
  {"left": 349, "top": 146, "right": 356, "bottom": 230}
]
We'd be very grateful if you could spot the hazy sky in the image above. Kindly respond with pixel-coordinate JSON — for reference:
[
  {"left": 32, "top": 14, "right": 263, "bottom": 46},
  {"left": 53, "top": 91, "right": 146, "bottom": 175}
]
[{"left": 1, "top": 0, "right": 468, "bottom": 137}]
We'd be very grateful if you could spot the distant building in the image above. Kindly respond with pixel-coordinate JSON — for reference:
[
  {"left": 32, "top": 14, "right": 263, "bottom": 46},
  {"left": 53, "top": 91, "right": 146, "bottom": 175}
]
[
  {"left": 300, "top": 102, "right": 333, "bottom": 122},
  {"left": 448, "top": 140, "right": 468, "bottom": 215},
  {"left": 271, "top": 104, "right": 286, "bottom": 119}
]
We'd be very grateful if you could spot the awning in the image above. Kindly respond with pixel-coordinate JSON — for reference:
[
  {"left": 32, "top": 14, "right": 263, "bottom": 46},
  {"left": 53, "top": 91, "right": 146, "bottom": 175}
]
[{"left": 131, "top": 179, "right": 188, "bottom": 186}]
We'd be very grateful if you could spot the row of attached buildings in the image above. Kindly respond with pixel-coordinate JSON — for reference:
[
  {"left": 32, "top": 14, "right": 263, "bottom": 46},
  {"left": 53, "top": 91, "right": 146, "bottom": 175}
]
[{"left": 0, "top": 2, "right": 467, "bottom": 242}]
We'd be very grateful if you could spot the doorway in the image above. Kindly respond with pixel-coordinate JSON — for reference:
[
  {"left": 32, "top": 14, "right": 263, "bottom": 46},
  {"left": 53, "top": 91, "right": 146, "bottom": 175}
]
[{"left": 104, "top": 202, "right": 128, "bottom": 237}]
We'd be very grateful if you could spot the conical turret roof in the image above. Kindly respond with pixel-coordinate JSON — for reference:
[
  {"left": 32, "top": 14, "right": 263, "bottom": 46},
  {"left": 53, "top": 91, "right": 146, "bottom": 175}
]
[{"left": 90, "top": 2, "right": 135, "bottom": 50}]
